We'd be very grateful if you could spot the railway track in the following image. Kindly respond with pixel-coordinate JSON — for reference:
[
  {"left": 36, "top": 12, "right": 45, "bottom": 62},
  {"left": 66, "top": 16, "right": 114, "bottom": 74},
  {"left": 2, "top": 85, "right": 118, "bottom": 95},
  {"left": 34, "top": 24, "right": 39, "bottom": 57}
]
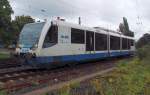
[
  {"left": 0, "top": 58, "right": 21, "bottom": 69},
  {"left": 0, "top": 57, "right": 130, "bottom": 95},
  {"left": 0, "top": 63, "right": 21, "bottom": 69}
]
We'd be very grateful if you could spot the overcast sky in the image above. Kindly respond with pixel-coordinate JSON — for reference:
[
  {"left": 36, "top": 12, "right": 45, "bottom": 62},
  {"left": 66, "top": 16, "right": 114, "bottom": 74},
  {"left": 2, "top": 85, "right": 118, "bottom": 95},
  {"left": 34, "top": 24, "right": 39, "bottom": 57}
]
[{"left": 9, "top": 0, "right": 150, "bottom": 40}]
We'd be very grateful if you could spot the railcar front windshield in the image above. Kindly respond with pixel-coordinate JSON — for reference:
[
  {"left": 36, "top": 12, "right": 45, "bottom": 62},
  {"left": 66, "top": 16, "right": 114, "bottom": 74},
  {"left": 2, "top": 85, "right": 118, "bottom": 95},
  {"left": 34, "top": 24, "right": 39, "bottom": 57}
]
[{"left": 19, "top": 22, "right": 45, "bottom": 48}]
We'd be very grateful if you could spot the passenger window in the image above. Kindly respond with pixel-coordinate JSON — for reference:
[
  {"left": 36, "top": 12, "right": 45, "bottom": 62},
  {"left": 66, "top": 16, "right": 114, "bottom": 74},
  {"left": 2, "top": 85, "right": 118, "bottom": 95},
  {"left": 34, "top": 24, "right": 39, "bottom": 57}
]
[
  {"left": 130, "top": 40, "right": 134, "bottom": 46},
  {"left": 71, "top": 28, "right": 85, "bottom": 44},
  {"left": 110, "top": 36, "right": 120, "bottom": 50},
  {"left": 127, "top": 39, "right": 130, "bottom": 49},
  {"left": 122, "top": 38, "right": 128, "bottom": 50},
  {"left": 43, "top": 25, "right": 58, "bottom": 48},
  {"left": 95, "top": 33, "right": 107, "bottom": 51},
  {"left": 86, "top": 31, "right": 94, "bottom": 51}
]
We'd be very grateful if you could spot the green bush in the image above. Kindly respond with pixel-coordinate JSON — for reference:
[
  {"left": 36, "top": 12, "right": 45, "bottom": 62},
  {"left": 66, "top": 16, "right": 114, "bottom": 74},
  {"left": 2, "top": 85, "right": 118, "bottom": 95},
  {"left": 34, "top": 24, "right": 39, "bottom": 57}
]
[
  {"left": 137, "top": 45, "right": 150, "bottom": 60},
  {"left": 91, "top": 58, "right": 148, "bottom": 95},
  {"left": 96, "top": 45, "right": 150, "bottom": 95}
]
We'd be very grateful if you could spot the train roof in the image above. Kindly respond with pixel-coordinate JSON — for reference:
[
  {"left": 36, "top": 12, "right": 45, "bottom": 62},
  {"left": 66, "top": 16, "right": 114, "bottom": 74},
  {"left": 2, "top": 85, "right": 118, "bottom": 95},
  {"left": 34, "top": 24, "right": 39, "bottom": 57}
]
[
  {"left": 52, "top": 20, "right": 95, "bottom": 31},
  {"left": 32, "top": 20, "right": 134, "bottom": 39},
  {"left": 51, "top": 20, "right": 121, "bottom": 34}
]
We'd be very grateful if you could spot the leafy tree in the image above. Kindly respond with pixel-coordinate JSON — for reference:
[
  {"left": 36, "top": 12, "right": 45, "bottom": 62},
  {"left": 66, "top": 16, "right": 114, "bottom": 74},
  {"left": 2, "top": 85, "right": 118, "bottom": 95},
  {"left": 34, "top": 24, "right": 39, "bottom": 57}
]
[
  {"left": 119, "top": 23, "right": 125, "bottom": 33},
  {"left": 119, "top": 17, "right": 134, "bottom": 37},
  {"left": 0, "top": 0, "right": 13, "bottom": 46},
  {"left": 11, "top": 15, "right": 35, "bottom": 43},
  {"left": 123, "top": 17, "right": 130, "bottom": 32},
  {"left": 12, "top": 15, "right": 35, "bottom": 32},
  {"left": 119, "top": 17, "right": 129, "bottom": 33},
  {"left": 136, "top": 33, "right": 150, "bottom": 48},
  {"left": 137, "top": 45, "right": 150, "bottom": 61},
  {"left": 0, "top": 0, "right": 13, "bottom": 25}
]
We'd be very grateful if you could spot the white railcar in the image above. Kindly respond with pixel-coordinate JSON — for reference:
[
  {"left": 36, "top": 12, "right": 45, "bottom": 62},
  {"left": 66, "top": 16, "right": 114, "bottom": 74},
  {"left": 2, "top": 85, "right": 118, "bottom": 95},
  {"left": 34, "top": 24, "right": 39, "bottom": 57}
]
[{"left": 16, "top": 20, "right": 135, "bottom": 68}]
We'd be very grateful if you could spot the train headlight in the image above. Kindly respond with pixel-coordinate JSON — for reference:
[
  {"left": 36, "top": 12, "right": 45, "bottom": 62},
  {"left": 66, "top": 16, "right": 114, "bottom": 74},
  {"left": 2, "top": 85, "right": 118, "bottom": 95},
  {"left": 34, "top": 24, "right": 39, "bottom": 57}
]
[
  {"left": 15, "top": 48, "right": 21, "bottom": 53},
  {"left": 29, "top": 49, "right": 33, "bottom": 53}
]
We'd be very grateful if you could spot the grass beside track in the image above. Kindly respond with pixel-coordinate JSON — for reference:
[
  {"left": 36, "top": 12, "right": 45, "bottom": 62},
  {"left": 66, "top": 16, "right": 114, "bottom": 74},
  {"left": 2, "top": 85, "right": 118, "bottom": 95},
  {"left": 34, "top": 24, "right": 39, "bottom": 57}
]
[
  {"left": 42, "top": 57, "right": 150, "bottom": 95},
  {"left": 0, "top": 53, "right": 10, "bottom": 59}
]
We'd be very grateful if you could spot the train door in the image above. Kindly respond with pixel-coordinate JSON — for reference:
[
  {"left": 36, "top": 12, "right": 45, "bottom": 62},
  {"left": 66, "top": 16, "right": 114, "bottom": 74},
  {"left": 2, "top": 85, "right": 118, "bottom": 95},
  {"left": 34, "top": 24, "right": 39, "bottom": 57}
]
[{"left": 86, "top": 31, "right": 94, "bottom": 51}]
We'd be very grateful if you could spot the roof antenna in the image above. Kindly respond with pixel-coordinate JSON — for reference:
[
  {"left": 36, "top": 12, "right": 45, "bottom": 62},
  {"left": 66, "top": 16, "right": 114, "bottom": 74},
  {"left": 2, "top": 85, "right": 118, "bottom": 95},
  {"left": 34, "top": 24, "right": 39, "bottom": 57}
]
[{"left": 79, "top": 17, "right": 81, "bottom": 25}]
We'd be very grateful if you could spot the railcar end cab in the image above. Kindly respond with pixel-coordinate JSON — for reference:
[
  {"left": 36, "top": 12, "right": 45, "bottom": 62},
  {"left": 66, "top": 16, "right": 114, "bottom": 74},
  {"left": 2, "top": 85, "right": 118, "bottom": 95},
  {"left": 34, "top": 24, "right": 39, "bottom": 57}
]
[
  {"left": 15, "top": 22, "right": 46, "bottom": 57},
  {"left": 15, "top": 21, "right": 59, "bottom": 57}
]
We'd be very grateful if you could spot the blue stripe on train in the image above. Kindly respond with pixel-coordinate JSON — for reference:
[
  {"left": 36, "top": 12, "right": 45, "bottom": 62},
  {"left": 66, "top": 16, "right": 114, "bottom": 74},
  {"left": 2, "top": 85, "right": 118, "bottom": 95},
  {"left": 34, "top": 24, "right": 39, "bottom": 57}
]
[
  {"left": 29, "top": 51, "right": 133, "bottom": 64},
  {"left": 62, "top": 52, "right": 109, "bottom": 62}
]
